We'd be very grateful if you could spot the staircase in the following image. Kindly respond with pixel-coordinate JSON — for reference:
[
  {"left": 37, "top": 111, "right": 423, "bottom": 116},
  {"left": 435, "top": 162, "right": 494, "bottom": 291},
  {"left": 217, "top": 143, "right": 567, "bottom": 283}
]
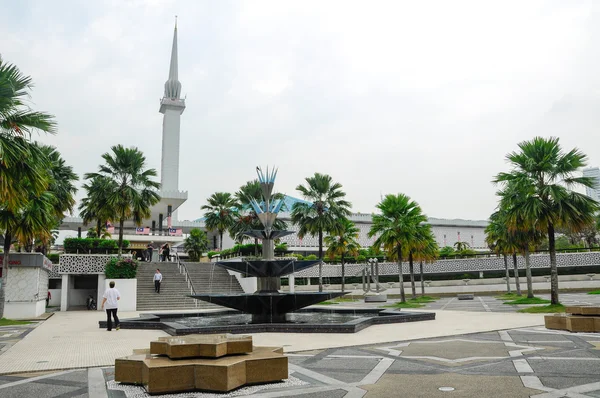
[{"left": 135, "top": 261, "right": 244, "bottom": 311}]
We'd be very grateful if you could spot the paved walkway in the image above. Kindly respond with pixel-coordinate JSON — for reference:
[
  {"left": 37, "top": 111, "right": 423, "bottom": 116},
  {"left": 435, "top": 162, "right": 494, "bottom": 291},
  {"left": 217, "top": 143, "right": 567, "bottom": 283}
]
[{"left": 1, "top": 327, "right": 599, "bottom": 397}]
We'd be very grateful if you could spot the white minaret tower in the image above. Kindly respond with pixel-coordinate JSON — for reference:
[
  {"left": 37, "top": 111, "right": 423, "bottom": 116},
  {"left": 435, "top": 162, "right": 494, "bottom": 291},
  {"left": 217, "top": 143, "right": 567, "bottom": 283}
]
[{"left": 160, "top": 19, "right": 185, "bottom": 194}]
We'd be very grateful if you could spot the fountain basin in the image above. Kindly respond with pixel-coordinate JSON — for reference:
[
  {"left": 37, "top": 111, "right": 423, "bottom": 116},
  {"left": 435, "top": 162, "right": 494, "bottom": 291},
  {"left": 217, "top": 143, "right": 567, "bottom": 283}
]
[
  {"left": 99, "top": 308, "right": 435, "bottom": 334},
  {"left": 191, "top": 291, "right": 347, "bottom": 323}
]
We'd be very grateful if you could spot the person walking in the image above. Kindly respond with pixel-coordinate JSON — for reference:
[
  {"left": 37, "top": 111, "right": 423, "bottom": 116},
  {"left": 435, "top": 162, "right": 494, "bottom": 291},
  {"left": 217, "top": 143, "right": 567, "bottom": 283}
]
[
  {"left": 101, "top": 281, "right": 121, "bottom": 331},
  {"left": 162, "top": 243, "right": 171, "bottom": 262},
  {"left": 154, "top": 268, "right": 163, "bottom": 293},
  {"left": 46, "top": 291, "right": 51, "bottom": 307}
]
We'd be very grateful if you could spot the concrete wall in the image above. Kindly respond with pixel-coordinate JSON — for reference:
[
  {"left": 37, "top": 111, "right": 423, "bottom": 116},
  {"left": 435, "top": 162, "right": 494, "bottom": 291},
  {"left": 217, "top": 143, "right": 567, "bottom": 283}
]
[
  {"left": 48, "top": 289, "right": 61, "bottom": 306},
  {"left": 104, "top": 279, "right": 137, "bottom": 311},
  {"left": 4, "top": 300, "right": 46, "bottom": 319},
  {"left": 227, "top": 270, "right": 257, "bottom": 293}
]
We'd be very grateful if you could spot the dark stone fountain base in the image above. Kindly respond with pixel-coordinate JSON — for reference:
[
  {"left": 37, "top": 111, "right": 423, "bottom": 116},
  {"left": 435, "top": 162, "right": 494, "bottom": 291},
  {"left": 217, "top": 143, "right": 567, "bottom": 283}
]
[
  {"left": 190, "top": 292, "right": 347, "bottom": 324},
  {"left": 99, "top": 308, "right": 436, "bottom": 335}
]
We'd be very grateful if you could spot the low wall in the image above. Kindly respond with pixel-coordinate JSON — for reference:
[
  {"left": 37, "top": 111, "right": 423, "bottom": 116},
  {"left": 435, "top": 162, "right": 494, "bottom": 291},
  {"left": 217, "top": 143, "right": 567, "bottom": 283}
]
[
  {"left": 104, "top": 279, "right": 137, "bottom": 311},
  {"left": 4, "top": 300, "right": 46, "bottom": 319},
  {"left": 286, "top": 251, "right": 600, "bottom": 278}
]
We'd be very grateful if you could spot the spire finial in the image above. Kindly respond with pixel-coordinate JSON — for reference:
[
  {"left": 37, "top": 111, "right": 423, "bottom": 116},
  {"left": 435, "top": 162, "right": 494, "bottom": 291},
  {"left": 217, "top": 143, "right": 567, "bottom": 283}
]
[{"left": 163, "top": 18, "right": 181, "bottom": 99}]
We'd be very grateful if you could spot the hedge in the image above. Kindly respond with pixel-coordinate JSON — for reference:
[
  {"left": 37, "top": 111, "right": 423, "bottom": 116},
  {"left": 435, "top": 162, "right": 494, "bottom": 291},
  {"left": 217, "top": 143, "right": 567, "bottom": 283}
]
[
  {"left": 64, "top": 238, "right": 130, "bottom": 254},
  {"left": 105, "top": 257, "right": 138, "bottom": 279}
]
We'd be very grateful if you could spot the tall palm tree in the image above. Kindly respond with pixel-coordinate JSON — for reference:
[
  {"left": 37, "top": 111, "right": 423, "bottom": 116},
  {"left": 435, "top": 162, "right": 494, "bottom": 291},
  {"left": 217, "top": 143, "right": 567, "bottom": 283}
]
[
  {"left": 79, "top": 175, "right": 117, "bottom": 238},
  {"left": 369, "top": 193, "right": 427, "bottom": 303},
  {"left": 202, "top": 192, "right": 237, "bottom": 251},
  {"left": 495, "top": 136, "right": 599, "bottom": 304},
  {"left": 324, "top": 218, "right": 360, "bottom": 292},
  {"left": 485, "top": 211, "right": 513, "bottom": 294},
  {"left": 19, "top": 145, "right": 78, "bottom": 253},
  {"left": 85, "top": 145, "right": 160, "bottom": 254},
  {"left": 497, "top": 181, "right": 545, "bottom": 298},
  {"left": 411, "top": 225, "right": 438, "bottom": 296},
  {"left": 0, "top": 57, "right": 57, "bottom": 318},
  {"left": 291, "top": 173, "right": 351, "bottom": 292}
]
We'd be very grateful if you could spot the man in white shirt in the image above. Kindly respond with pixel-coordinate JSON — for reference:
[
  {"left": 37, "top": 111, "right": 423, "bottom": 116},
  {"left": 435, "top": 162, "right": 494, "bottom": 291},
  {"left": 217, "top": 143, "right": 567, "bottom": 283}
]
[
  {"left": 154, "top": 269, "right": 163, "bottom": 293},
  {"left": 101, "top": 281, "right": 121, "bottom": 331}
]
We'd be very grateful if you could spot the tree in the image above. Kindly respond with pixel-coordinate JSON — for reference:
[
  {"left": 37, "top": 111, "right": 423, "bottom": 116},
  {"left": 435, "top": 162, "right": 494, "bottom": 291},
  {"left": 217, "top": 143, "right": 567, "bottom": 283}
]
[
  {"left": 79, "top": 175, "right": 117, "bottom": 238},
  {"left": 495, "top": 136, "right": 599, "bottom": 304},
  {"left": 369, "top": 193, "right": 427, "bottom": 303},
  {"left": 453, "top": 241, "right": 470, "bottom": 252},
  {"left": 324, "top": 218, "right": 360, "bottom": 292},
  {"left": 486, "top": 211, "right": 514, "bottom": 294},
  {"left": 497, "top": 181, "right": 545, "bottom": 298},
  {"left": 291, "top": 173, "right": 351, "bottom": 292},
  {"left": 85, "top": 145, "right": 160, "bottom": 254},
  {"left": 411, "top": 225, "right": 438, "bottom": 296},
  {"left": 184, "top": 228, "right": 209, "bottom": 262},
  {"left": 202, "top": 192, "right": 237, "bottom": 251},
  {"left": 0, "top": 56, "right": 57, "bottom": 318}
]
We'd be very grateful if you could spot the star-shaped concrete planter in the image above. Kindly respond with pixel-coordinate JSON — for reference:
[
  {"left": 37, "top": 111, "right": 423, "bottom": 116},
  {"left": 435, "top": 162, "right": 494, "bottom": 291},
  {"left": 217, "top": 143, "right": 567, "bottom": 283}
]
[{"left": 115, "top": 334, "right": 288, "bottom": 394}]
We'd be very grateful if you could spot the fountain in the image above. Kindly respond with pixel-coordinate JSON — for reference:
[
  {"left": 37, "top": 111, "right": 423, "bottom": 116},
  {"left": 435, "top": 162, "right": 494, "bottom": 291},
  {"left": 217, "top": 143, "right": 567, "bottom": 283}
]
[
  {"left": 100, "top": 168, "right": 435, "bottom": 334},
  {"left": 191, "top": 166, "right": 347, "bottom": 323}
]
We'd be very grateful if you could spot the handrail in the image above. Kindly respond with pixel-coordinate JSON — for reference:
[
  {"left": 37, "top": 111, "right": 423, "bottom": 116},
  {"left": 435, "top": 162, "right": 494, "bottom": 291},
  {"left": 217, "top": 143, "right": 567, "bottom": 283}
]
[{"left": 175, "top": 252, "right": 197, "bottom": 297}]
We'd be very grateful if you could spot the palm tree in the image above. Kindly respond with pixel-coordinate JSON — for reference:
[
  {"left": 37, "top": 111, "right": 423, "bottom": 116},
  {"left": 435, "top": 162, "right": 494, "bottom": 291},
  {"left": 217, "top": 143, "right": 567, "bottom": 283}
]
[
  {"left": 85, "top": 145, "right": 160, "bottom": 254},
  {"left": 485, "top": 211, "right": 513, "bottom": 294},
  {"left": 412, "top": 225, "right": 438, "bottom": 296},
  {"left": 79, "top": 175, "right": 117, "bottom": 238},
  {"left": 497, "top": 181, "right": 545, "bottom": 298},
  {"left": 324, "top": 218, "right": 360, "bottom": 292},
  {"left": 495, "top": 136, "right": 600, "bottom": 304},
  {"left": 184, "top": 228, "right": 209, "bottom": 261},
  {"left": 0, "top": 57, "right": 57, "bottom": 318},
  {"left": 291, "top": 173, "right": 351, "bottom": 292},
  {"left": 202, "top": 192, "right": 237, "bottom": 251},
  {"left": 369, "top": 193, "right": 427, "bottom": 303}
]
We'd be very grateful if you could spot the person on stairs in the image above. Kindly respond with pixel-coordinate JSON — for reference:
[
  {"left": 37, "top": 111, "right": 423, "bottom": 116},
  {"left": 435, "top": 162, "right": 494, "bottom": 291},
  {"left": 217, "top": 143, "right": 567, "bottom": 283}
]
[{"left": 154, "top": 268, "right": 163, "bottom": 293}]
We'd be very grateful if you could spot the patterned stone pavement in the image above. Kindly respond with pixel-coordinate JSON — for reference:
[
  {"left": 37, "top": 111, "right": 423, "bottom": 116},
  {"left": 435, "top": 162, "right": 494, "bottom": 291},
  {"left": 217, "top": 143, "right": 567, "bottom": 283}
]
[
  {"left": 1, "top": 326, "right": 599, "bottom": 397},
  {"left": 0, "top": 322, "right": 40, "bottom": 356}
]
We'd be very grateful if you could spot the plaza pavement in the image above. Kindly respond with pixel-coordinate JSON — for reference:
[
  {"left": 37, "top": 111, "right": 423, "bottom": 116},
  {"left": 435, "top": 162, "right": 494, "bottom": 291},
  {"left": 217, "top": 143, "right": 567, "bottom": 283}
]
[{"left": 0, "top": 293, "right": 599, "bottom": 397}]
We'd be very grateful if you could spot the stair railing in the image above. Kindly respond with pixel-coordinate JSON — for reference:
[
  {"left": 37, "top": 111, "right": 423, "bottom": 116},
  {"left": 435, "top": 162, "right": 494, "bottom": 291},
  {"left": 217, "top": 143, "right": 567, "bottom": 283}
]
[{"left": 175, "top": 252, "right": 198, "bottom": 308}]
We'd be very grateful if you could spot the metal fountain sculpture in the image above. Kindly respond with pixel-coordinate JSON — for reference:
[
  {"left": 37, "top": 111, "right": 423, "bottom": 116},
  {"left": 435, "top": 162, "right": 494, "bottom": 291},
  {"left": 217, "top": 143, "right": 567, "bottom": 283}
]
[{"left": 192, "top": 167, "right": 346, "bottom": 323}]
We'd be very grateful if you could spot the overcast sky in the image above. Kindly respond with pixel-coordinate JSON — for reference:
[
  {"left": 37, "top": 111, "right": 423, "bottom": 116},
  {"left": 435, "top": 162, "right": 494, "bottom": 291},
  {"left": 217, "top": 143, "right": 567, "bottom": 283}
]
[{"left": 2, "top": 0, "right": 600, "bottom": 222}]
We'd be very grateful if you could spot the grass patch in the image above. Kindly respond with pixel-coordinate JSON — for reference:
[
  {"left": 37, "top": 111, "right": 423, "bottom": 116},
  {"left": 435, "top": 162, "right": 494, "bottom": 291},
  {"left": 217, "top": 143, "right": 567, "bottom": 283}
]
[
  {"left": 331, "top": 297, "right": 358, "bottom": 303},
  {"left": 517, "top": 304, "right": 565, "bottom": 314},
  {"left": 385, "top": 296, "right": 439, "bottom": 309},
  {"left": 588, "top": 290, "right": 600, "bottom": 295},
  {"left": 0, "top": 318, "right": 31, "bottom": 326},
  {"left": 503, "top": 297, "right": 551, "bottom": 305},
  {"left": 318, "top": 301, "right": 339, "bottom": 305}
]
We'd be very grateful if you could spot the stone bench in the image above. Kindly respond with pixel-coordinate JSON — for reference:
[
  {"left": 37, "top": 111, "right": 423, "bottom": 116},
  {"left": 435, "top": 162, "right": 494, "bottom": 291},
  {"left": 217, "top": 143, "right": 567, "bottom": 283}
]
[
  {"left": 545, "top": 306, "right": 600, "bottom": 333},
  {"left": 457, "top": 294, "right": 474, "bottom": 300}
]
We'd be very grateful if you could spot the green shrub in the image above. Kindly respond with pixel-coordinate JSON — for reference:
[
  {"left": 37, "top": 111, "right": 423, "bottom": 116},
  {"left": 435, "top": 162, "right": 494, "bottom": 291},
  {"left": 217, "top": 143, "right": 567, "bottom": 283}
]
[
  {"left": 290, "top": 253, "right": 304, "bottom": 260},
  {"left": 305, "top": 254, "right": 318, "bottom": 260},
  {"left": 105, "top": 257, "right": 138, "bottom": 279},
  {"left": 207, "top": 251, "right": 219, "bottom": 259},
  {"left": 47, "top": 253, "right": 60, "bottom": 263},
  {"left": 64, "top": 238, "right": 129, "bottom": 253}
]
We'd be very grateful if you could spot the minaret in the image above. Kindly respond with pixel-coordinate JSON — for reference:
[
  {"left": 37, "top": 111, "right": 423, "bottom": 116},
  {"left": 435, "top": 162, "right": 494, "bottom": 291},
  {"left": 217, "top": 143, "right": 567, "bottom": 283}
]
[{"left": 160, "top": 19, "right": 185, "bottom": 196}]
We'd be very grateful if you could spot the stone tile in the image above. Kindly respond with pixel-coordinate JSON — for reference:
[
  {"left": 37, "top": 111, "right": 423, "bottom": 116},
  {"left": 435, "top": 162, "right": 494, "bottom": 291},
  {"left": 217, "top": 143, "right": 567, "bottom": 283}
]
[
  {"left": 535, "top": 349, "right": 599, "bottom": 359},
  {"left": 529, "top": 359, "right": 600, "bottom": 376},
  {"left": 288, "top": 390, "right": 347, "bottom": 398},
  {"left": 0, "top": 382, "right": 80, "bottom": 398},
  {"left": 539, "top": 376, "right": 600, "bottom": 389},
  {"left": 399, "top": 340, "right": 512, "bottom": 360},
  {"left": 305, "top": 357, "right": 380, "bottom": 371},
  {"left": 360, "top": 373, "right": 542, "bottom": 398},
  {"left": 387, "top": 359, "right": 443, "bottom": 373},
  {"left": 458, "top": 359, "right": 518, "bottom": 375},
  {"left": 311, "top": 370, "right": 369, "bottom": 383}
]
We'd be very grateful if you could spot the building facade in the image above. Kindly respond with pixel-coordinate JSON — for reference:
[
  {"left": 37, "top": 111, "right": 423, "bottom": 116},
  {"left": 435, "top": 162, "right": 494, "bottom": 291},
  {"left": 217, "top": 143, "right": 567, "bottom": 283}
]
[{"left": 583, "top": 167, "right": 600, "bottom": 202}]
